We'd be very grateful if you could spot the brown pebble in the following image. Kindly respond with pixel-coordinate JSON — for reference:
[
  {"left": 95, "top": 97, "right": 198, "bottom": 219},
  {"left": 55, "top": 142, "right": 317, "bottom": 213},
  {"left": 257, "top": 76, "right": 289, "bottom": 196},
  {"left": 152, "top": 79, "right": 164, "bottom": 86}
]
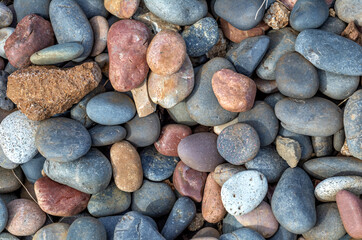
[
  {"left": 202, "top": 173, "right": 226, "bottom": 223},
  {"left": 90, "top": 16, "right": 109, "bottom": 57},
  {"left": 212, "top": 163, "right": 245, "bottom": 186},
  {"left": 193, "top": 227, "right": 220, "bottom": 239},
  {"left": 131, "top": 78, "right": 156, "bottom": 118},
  {"left": 20, "top": 179, "right": 37, "bottom": 201},
  {"left": 254, "top": 78, "right": 278, "bottom": 94},
  {"left": 110, "top": 141, "right": 143, "bottom": 192},
  {"left": 341, "top": 21, "right": 362, "bottom": 46},
  {"left": 104, "top": 0, "right": 140, "bottom": 19},
  {"left": 188, "top": 213, "right": 205, "bottom": 231}
]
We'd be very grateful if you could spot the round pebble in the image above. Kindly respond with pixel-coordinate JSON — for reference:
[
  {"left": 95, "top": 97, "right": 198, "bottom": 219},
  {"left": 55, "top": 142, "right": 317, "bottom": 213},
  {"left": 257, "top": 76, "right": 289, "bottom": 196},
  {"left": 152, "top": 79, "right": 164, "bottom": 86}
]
[
  {"left": 335, "top": 0, "right": 362, "bottom": 26},
  {"left": 90, "top": 16, "right": 108, "bottom": 57},
  {"left": 0, "top": 3, "right": 12, "bottom": 28},
  {"left": 20, "top": 153, "right": 45, "bottom": 183},
  {"left": 104, "top": 0, "right": 139, "bottom": 18},
  {"left": 89, "top": 125, "right": 126, "bottom": 147}
]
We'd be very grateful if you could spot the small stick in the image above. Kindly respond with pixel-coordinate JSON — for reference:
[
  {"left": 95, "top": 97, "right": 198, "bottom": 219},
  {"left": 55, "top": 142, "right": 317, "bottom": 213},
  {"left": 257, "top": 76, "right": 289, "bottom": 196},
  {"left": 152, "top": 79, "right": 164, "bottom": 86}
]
[{"left": 255, "top": 0, "right": 269, "bottom": 20}]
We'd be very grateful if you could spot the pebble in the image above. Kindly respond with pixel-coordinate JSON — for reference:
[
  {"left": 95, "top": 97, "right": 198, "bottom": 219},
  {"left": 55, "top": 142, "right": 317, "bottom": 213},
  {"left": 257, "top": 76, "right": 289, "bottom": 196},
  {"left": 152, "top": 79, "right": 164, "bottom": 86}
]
[
  {"left": 178, "top": 132, "right": 224, "bottom": 172},
  {"left": 43, "top": 148, "right": 112, "bottom": 194},
  {"left": 131, "top": 78, "right": 157, "bottom": 117},
  {"left": 206, "top": 28, "right": 227, "bottom": 59},
  {"left": 143, "top": 0, "right": 207, "bottom": 26},
  {"left": 220, "top": 19, "right": 269, "bottom": 43},
  {"left": 66, "top": 217, "right": 106, "bottom": 240},
  {"left": 86, "top": 92, "right": 136, "bottom": 125},
  {"left": 295, "top": 29, "right": 362, "bottom": 76},
  {"left": 30, "top": 43, "right": 84, "bottom": 65},
  {"left": 214, "top": 118, "right": 239, "bottom": 135},
  {"left": 217, "top": 123, "right": 260, "bottom": 165},
  {"left": 89, "top": 16, "right": 108, "bottom": 57},
  {"left": 279, "top": 127, "right": 313, "bottom": 161},
  {"left": 312, "top": 136, "right": 333, "bottom": 157},
  {"left": 319, "top": 17, "right": 347, "bottom": 35},
  {"left": 341, "top": 21, "right": 362, "bottom": 44},
  {"left": 132, "top": 180, "right": 176, "bottom": 217},
  {"left": 20, "top": 153, "right": 45, "bottom": 183},
  {"left": 276, "top": 136, "right": 301, "bottom": 168},
  {"left": 193, "top": 227, "right": 220, "bottom": 239},
  {"left": 35, "top": 117, "right": 91, "bottom": 162},
  {"left": 219, "top": 228, "right": 265, "bottom": 240},
  {"left": 188, "top": 213, "right": 205, "bottom": 232},
  {"left": 98, "top": 215, "right": 122, "bottom": 240},
  {"left": 167, "top": 101, "right": 198, "bottom": 126},
  {"left": 161, "top": 197, "right": 196, "bottom": 240},
  {"left": 89, "top": 125, "right": 126, "bottom": 147},
  {"left": 182, "top": 17, "right": 219, "bottom": 57},
  {"left": 0, "top": 3, "right": 13, "bottom": 28},
  {"left": 335, "top": 0, "right": 362, "bottom": 26},
  {"left": 213, "top": 163, "right": 246, "bottom": 186},
  {"left": 333, "top": 129, "right": 345, "bottom": 152},
  {"left": 263, "top": 2, "right": 290, "bottom": 30},
  {"left": 13, "top": 0, "right": 50, "bottom": 21},
  {"left": 110, "top": 141, "right": 143, "bottom": 192},
  {"left": 0, "top": 27, "right": 14, "bottom": 59},
  {"left": 6, "top": 199, "right": 46, "bottom": 236},
  {"left": 74, "top": 0, "right": 108, "bottom": 18},
  {"left": 0, "top": 233, "right": 19, "bottom": 240},
  {"left": 222, "top": 213, "right": 243, "bottom": 234},
  {"left": 0, "top": 197, "right": 7, "bottom": 232},
  {"left": 49, "top": 0, "right": 93, "bottom": 62},
  {"left": 269, "top": 225, "right": 297, "bottom": 240},
  {"left": 202, "top": 173, "right": 226, "bottom": 223},
  {"left": 0, "top": 146, "right": 18, "bottom": 170},
  {"left": 33, "top": 223, "right": 70, "bottom": 240},
  {"left": 221, "top": 170, "right": 268, "bottom": 216},
  {"left": 212, "top": 69, "right": 256, "bottom": 113},
  {"left": 271, "top": 167, "right": 316, "bottom": 234},
  {"left": 104, "top": 0, "right": 139, "bottom": 18},
  {"left": 135, "top": 11, "right": 181, "bottom": 33}
]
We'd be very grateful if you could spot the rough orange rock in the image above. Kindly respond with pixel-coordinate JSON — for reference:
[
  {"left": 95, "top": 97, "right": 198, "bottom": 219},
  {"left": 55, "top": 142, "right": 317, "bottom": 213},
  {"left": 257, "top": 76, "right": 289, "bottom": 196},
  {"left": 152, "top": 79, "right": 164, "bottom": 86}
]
[
  {"left": 7, "top": 62, "right": 102, "bottom": 121},
  {"left": 263, "top": 2, "right": 290, "bottom": 30},
  {"left": 104, "top": 0, "right": 140, "bottom": 18},
  {"left": 202, "top": 173, "right": 226, "bottom": 223}
]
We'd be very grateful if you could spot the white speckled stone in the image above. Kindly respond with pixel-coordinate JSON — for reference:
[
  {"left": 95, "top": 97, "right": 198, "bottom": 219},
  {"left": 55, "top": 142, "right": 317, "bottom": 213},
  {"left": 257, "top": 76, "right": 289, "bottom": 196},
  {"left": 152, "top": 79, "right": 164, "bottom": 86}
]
[
  {"left": 221, "top": 170, "right": 268, "bottom": 216},
  {"left": 315, "top": 176, "right": 362, "bottom": 202},
  {"left": 0, "top": 111, "right": 39, "bottom": 164}
]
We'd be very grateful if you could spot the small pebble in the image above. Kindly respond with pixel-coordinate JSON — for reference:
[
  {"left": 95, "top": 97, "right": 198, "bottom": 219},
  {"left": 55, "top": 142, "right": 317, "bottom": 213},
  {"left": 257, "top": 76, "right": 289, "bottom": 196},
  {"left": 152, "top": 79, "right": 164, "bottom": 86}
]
[
  {"left": 213, "top": 163, "right": 246, "bottom": 186},
  {"left": 104, "top": 0, "right": 140, "bottom": 19},
  {"left": 90, "top": 16, "right": 109, "bottom": 57},
  {"left": 89, "top": 125, "right": 126, "bottom": 147},
  {"left": 30, "top": 43, "right": 84, "bottom": 65},
  {"left": 0, "top": 27, "right": 14, "bottom": 59},
  {"left": 33, "top": 223, "right": 70, "bottom": 240},
  {"left": 275, "top": 136, "right": 301, "bottom": 168},
  {"left": 0, "top": 3, "right": 13, "bottom": 28}
]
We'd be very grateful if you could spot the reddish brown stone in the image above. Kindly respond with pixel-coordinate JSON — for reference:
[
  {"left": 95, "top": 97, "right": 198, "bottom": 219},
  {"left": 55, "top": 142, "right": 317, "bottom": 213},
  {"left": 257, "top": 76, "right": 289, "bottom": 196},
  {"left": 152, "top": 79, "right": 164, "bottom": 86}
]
[
  {"left": 212, "top": 69, "right": 256, "bottom": 112},
  {"left": 202, "top": 173, "right": 226, "bottom": 223},
  {"left": 254, "top": 78, "right": 278, "bottom": 94},
  {"left": 154, "top": 124, "right": 192, "bottom": 156},
  {"left": 341, "top": 21, "right": 362, "bottom": 46},
  {"left": 279, "top": 0, "right": 297, "bottom": 10},
  {"left": 90, "top": 16, "right": 109, "bottom": 57},
  {"left": 336, "top": 190, "right": 362, "bottom": 238},
  {"left": 4, "top": 14, "right": 54, "bottom": 68},
  {"left": 146, "top": 30, "right": 186, "bottom": 75},
  {"left": 0, "top": 57, "right": 4, "bottom": 70},
  {"left": 104, "top": 0, "right": 140, "bottom": 19},
  {"left": 34, "top": 177, "right": 90, "bottom": 217},
  {"left": 173, "top": 161, "right": 207, "bottom": 202},
  {"left": 7, "top": 62, "right": 102, "bottom": 121}
]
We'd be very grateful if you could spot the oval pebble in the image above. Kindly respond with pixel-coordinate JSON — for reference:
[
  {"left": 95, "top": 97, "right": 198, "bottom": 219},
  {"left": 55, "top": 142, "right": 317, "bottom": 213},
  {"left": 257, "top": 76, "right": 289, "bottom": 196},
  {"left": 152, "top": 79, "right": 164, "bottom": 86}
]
[
  {"left": 0, "top": 28, "right": 14, "bottom": 59},
  {"left": 0, "top": 167, "right": 23, "bottom": 193},
  {"left": 33, "top": 223, "right": 70, "bottom": 240},
  {"left": 335, "top": 0, "right": 362, "bottom": 26},
  {"left": 89, "top": 125, "right": 126, "bottom": 147},
  {"left": 30, "top": 43, "right": 84, "bottom": 65},
  {"left": 0, "top": 3, "right": 13, "bottom": 28},
  {"left": 202, "top": 173, "right": 226, "bottom": 223},
  {"left": 66, "top": 217, "right": 106, "bottom": 240},
  {"left": 90, "top": 16, "right": 109, "bottom": 57},
  {"left": 213, "top": 163, "right": 246, "bottom": 187}
]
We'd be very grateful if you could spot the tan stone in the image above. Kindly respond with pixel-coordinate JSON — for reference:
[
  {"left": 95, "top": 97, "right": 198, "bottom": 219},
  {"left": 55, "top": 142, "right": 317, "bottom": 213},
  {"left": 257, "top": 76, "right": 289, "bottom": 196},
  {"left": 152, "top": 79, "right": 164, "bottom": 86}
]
[
  {"left": 276, "top": 136, "right": 301, "bottom": 168},
  {"left": 264, "top": 2, "right": 290, "bottom": 30},
  {"left": 341, "top": 21, "right": 362, "bottom": 46},
  {"left": 33, "top": 223, "right": 69, "bottom": 240},
  {"left": 131, "top": 79, "right": 156, "bottom": 117},
  {"left": 212, "top": 163, "right": 245, "bottom": 186},
  {"left": 135, "top": 12, "right": 181, "bottom": 33},
  {"left": 90, "top": 16, "right": 109, "bottom": 57},
  {"left": 202, "top": 173, "right": 226, "bottom": 223},
  {"left": 341, "top": 140, "right": 352, "bottom": 156},
  {"left": 213, "top": 118, "right": 238, "bottom": 135},
  {"left": 254, "top": 78, "right": 278, "bottom": 94},
  {"left": 104, "top": 0, "right": 140, "bottom": 18}
]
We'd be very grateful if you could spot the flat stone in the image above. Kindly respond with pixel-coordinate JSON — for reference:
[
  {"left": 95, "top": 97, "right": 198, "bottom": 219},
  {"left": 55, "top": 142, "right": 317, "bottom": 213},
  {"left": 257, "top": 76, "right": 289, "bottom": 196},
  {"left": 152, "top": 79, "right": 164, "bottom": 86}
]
[
  {"left": 0, "top": 197, "right": 7, "bottom": 232},
  {"left": 220, "top": 19, "right": 269, "bottom": 43},
  {"left": 89, "top": 125, "right": 126, "bottom": 147},
  {"left": 33, "top": 223, "right": 69, "bottom": 240},
  {"left": 167, "top": 101, "right": 197, "bottom": 126},
  {"left": 66, "top": 217, "right": 106, "bottom": 240},
  {"left": 219, "top": 228, "right": 265, "bottom": 240},
  {"left": 14, "top": 0, "right": 50, "bottom": 21},
  {"left": 0, "top": 28, "right": 14, "bottom": 59},
  {"left": 0, "top": 3, "right": 13, "bottom": 28},
  {"left": 335, "top": 0, "right": 362, "bottom": 26},
  {"left": 290, "top": 0, "right": 328, "bottom": 31},
  {"left": 131, "top": 78, "right": 156, "bottom": 117},
  {"left": 30, "top": 43, "right": 84, "bottom": 65},
  {"left": 90, "top": 16, "right": 108, "bottom": 57},
  {"left": 213, "top": 163, "right": 245, "bottom": 186},
  {"left": 276, "top": 136, "right": 301, "bottom": 168},
  {"left": 202, "top": 173, "right": 226, "bottom": 223},
  {"left": 20, "top": 153, "right": 45, "bottom": 183},
  {"left": 319, "top": 17, "right": 347, "bottom": 35},
  {"left": 104, "top": 0, "right": 139, "bottom": 18},
  {"left": 74, "top": 0, "right": 108, "bottom": 18},
  {"left": 312, "top": 136, "right": 333, "bottom": 157}
]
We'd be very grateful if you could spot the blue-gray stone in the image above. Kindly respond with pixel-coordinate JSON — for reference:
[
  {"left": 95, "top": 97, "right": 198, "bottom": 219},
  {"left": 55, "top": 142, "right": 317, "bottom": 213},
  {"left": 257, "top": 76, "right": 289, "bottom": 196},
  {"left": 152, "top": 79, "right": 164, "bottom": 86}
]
[
  {"left": 279, "top": 127, "right": 313, "bottom": 160},
  {"left": 269, "top": 225, "right": 297, "bottom": 240},
  {"left": 0, "top": 197, "right": 7, "bottom": 232},
  {"left": 86, "top": 91, "right": 136, "bottom": 126},
  {"left": 0, "top": 233, "right": 19, "bottom": 240},
  {"left": 186, "top": 57, "right": 237, "bottom": 126},
  {"left": 319, "top": 17, "right": 347, "bottom": 35},
  {"left": 66, "top": 217, "right": 106, "bottom": 240},
  {"left": 143, "top": 0, "right": 207, "bottom": 26},
  {"left": 222, "top": 213, "right": 243, "bottom": 234},
  {"left": 275, "top": 52, "right": 319, "bottom": 99},
  {"left": 20, "top": 153, "right": 45, "bottom": 183},
  {"left": 0, "top": 193, "right": 17, "bottom": 205},
  {"left": 49, "top": 0, "right": 93, "bottom": 62},
  {"left": 74, "top": 0, "right": 108, "bottom": 18},
  {"left": 238, "top": 101, "right": 279, "bottom": 146},
  {"left": 295, "top": 29, "right": 362, "bottom": 76},
  {"left": 0, "top": 71, "right": 14, "bottom": 111},
  {"left": 35, "top": 117, "right": 91, "bottom": 162},
  {"left": 0, "top": 167, "right": 23, "bottom": 194},
  {"left": 311, "top": 136, "right": 333, "bottom": 157},
  {"left": 132, "top": 180, "right": 176, "bottom": 218},
  {"left": 124, "top": 113, "right": 161, "bottom": 147},
  {"left": 182, "top": 17, "right": 219, "bottom": 57},
  {"left": 333, "top": 129, "right": 345, "bottom": 152},
  {"left": 89, "top": 125, "right": 126, "bottom": 147},
  {"left": 167, "top": 101, "right": 197, "bottom": 126},
  {"left": 226, "top": 36, "right": 270, "bottom": 77},
  {"left": 220, "top": 228, "right": 265, "bottom": 240},
  {"left": 271, "top": 167, "right": 316, "bottom": 234},
  {"left": 275, "top": 97, "right": 343, "bottom": 137},
  {"left": 30, "top": 43, "right": 84, "bottom": 65},
  {"left": 256, "top": 28, "right": 298, "bottom": 80},
  {"left": 98, "top": 215, "right": 122, "bottom": 240},
  {"left": 344, "top": 89, "right": 362, "bottom": 159},
  {"left": 161, "top": 197, "right": 196, "bottom": 240},
  {"left": 4, "top": 61, "right": 17, "bottom": 75},
  {"left": 264, "top": 92, "right": 286, "bottom": 109},
  {"left": 114, "top": 211, "right": 165, "bottom": 240},
  {"left": 245, "top": 146, "right": 289, "bottom": 183},
  {"left": 140, "top": 147, "right": 179, "bottom": 182},
  {"left": 0, "top": 146, "right": 18, "bottom": 170},
  {"left": 290, "top": 0, "right": 329, "bottom": 31},
  {"left": 339, "top": 234, "right": 353, "bottom": 240},
  {"left": 14, "top": 0, "right": 50, "bottom": 21},
  {"left": 43, "top": 148, "right": 112, "bottom": 194},
  {"left": 214, "top": 0, "right": 266, "bottom": 30}
]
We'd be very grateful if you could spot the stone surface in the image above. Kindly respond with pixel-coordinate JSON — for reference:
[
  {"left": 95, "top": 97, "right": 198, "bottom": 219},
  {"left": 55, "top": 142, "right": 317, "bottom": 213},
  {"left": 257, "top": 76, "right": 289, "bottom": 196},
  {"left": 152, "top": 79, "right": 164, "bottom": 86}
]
[
  {"left": 0, "top": 3, "right": 13, "bottom": 28},
  {"left": 220, "top": 19, "right": 269, "bottom": 43},
  {"left": 90, "top": 16, "right": 108, "bottom": 57},
  {"left": 222, "top": 213, "right": 243, "bottom": 234},
  {"left": 14, "top": 0, "right": 50, "bottom": 21},
  {"left": 188, "top": 213, "right": 205, "bottom": 232},
  {"left": 202, "top": 173, "right": 226, "bottom": 223},
  {"left": 0, "top": 232, "right": 19, "bottom": 240},
  {"left": 0, "top": 28, "right": 14, "bottom": 59},
  {"left": 33, "top": 223, "right": 69, "bottom": 240},
  {"left": 74, "top": 0, "right": 108, "bottom": 18},
  {"left": 110, "top": 141, "right": 143, "bottom": 192},
  {"left": 167, "top": 101, "right": 198, "bottom": 126},
  {"left": 279, "top": 127, "right": 313, "bottom": 161},
  {"left": 30, "top": 43, "right": 84, "bottom": 65},
  {"left": 135, "top": 11, "right": 181, "bottom": 33},
  {"left": 98, "top": 215, "right": 122, "bottom": 240},
  {"left": 0, "top": 146, "right": 18, "bottom": 170},
  {"left": 335, "top": 0, "right": 362, "bottom": 26},
  {"left": 206, "top": 28, "right": 227, "bottom": 59},
  {"left": 319, "top": 17, "right": 347, "bottom": 35},
  {"left": 341, "top": 21, "right": 362, "bottom": 45},
  {"left": 66, "top": 217, "right": 106, "bottom": 240},
  {"left": 269, "top": 225, "right": 297, "bottom": 240},
  {"left": 89, "top": 125, "right": 126, "bottom": 147},
  {"left": 0, "top": 197, "right": 7, "bottom": 232},
  {"left": 131, "top": 78, "right": 156, "bottom": 117},
  {"left": 0, "top": 71, "right": 13, "bottom": 111},
  {"left": 193, "top": 227, "right": 220, "bottom": 239},
  {"left": 219, "top": 228, "right": 265, "bottom": 240},
  {"left": 104, "top": 0, "right": 140, "bottom": 18},
  {"left": 213, "top": 163, "right": 245, "bottom": 186},
  {"left": 214, "top": 118, "right": 239, "bottom": 135},
  {"left": 264, "top": 2, "right": 290, "bottom": 30},
  {"left": 276, "top": 136, "right": 301, "bottom": 168},
  {"left": 20, "top": 153, "right": 45, "bottom": 183},
  {"left": 334, "top": 129, "right": 345, "bottom": 152},
  {"left": 7, "top": 62, "right": 102, "bottom": 121},
  {"left": 312, "top": 136, "right": 333, "bottom": 157},
  {"left": 0, "top": 167, "right": 23, "bottom": 193}
]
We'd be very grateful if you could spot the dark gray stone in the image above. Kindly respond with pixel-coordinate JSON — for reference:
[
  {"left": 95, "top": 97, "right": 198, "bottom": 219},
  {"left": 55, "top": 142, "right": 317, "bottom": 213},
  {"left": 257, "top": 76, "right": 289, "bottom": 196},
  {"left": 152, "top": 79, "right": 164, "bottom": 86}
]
[
  {"left": 20, "top": 153, "right": 45, "bottom": 183},
  {"left": 167, "top": 101, "right": 197, "bottom": 126},
  {"left": 279, "top": 127, "right": 313, "bottom": 161},
  {"left": 0, "top": 146, "right": 18, "bottom": 170},
  {"left": 14, "top": 0, "right": 50, "bottom": 21},
  {"left": 74, "top": 0, "right": 108, "bottom": 18},
  {"left": 318, "top": 17, "right": 347, "bottom": 35},
  {"left": 30, "top": 43, "right": 84, "bottom": 65},
  {"left": 333, "top": 129, "right": 345, "bottom": 152},
  {"left": 269, "top": 225, "right": 297, "bottom": 240},
  {"left": 4, "top": 61, "right": 17, "bottom": 75},
  {"left": 66, "top": 217, "right": 106, "bottom": 240},
  {"left": 98, "top": 215, "right": 122, "bottom": 240},
  {"left": 0, "top": 71, "right": 14, "bottom": 111},
  {"left": 0, "top": 193, "right": 17, "bottom": 205},
  {"left": 219, "top": 228, "right": 265, "bottom": 240},
  {"left": 222, "top": 213, "right": 243, "bottom": 234},
  {"left": 312, "top": 136, "right": 333, "bottom": 157},
  {"left": 0, "top": 197, "right": 7, "bottom": 232},
  {"left": 89, "top": 125, "right": 126, "bottom": 147},
  {"left": 264, "top": 92, "right": 286, "bottom": 109},
  {"left": 0, "top": 167, "right": 23, "bottom": 193}
]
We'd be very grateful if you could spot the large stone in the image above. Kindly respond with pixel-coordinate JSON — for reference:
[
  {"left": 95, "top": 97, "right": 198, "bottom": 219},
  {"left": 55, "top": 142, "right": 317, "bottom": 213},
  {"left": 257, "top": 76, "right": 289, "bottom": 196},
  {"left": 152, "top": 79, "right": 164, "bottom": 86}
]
[
  {"left": 335, "top": 0, "right": 362, "bottom": 26},
  {"left": 33, "top": 223, "right": 70, "bottom": 240},
  {"left": 30, "top": 43, "right": 84, "bottom": 65}
]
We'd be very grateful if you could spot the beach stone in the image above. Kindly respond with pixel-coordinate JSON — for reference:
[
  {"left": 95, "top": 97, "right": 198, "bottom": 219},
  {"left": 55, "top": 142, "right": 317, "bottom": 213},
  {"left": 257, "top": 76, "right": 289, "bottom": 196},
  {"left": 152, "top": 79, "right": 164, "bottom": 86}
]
[
  {"left": 98, "top": 215, "right": 122, "bottom": 240},
  {"left": 264, "top": 93, "right": 286, "bottom": 109},
  {"left": 178, "top": 132, "right": 224, "bottom": 172},
  {"left": 20, "top": 153, "right": 45, "bottom": 183},
  {"left": 279, "top": 127, "right": 313, "bottom": 161},
  {"left": 110, "top": 141, "right": 143, "bottom": 192},
  {"left": 131, "top": 78, "right": 156, "bottom": 117},
  {"left": 167, "top": 101, "right": 197, "bottom": 126},
  {"left": 193, "top": 227, "right": 220, "bottom": 239},
  {"left": 276, "top": 136, "right": 301, "bottom": 168},
  {"left": 0, "top": 111, "right": 39, "bottom": 164},
  {"left": 0, "top": 233, "right": 19, "bottom": 240},
  {"left": 312, "top": 136, "right": 333, "bottom": 157},
  {"left": 90, "top": 16, "right": 108, "bottom": 57},
  {"left": 89, "top": 125, "right": 126, "bottom": 147},
  {"left": 6, "top": 199, "right": 46, "bottom": 236},
  {"left": 341, "top": 21, "right": 362, "bottom": 45},
  {"left": 344, "top": 90, "right": 362, "bottom": 159},
  {"left": 222, "top": 213, "right": 243, "bottom": 234},
  {"left": 86, "top": 91, "right": 136, "bottom": 125},
  {"left": 188, "top": 213, "right": 205, "bottom": 232},
  {"left": 67, "top": 217, "right": 106, "bottom": 240},
  {"left": 256, "top": 27, "right": 297, "bottom": 80},
  {"left": 212, "top": 69, "right": 256, "bottom": 113},
  {"left": 114, "top": 211, "right": 165, "bottom": 240},
  {"left": 13, "top": 0, "right": 49, "bottom": 21},
  {"left": 319, "top": 17, "right": 347, "bottom": 34},
  {"left": 269, "top": 225, "right": 297, "bottom": 240},
  {"left": 135, "top": 11, "right": 181, "bottom": 33},
  {"left": 7, "top": 62, "right": 102, "bottom": 121},
  {"left": 148, "top": 55, "right": 194, "bottom": 108},
  {"left": 219, "top": 228, "right": 265, "bottom": 240},
  {"left": 238, "top": 101, "right": 279, "bottom": 146},
  {"left": 43, "top": 148, "right": 112, "bottom": 194},
  {"left": 221, "top": 170, "right": 268, "bottom": 216},
  {"left": 213, "top": 163, "right": 245, "bottom": 186},
  {"left": 335, "top": 0, "right": 362, "bottom": 26},
  {"left": 74, "top": 0, "right": 108, "bottom": 18},
  {"left": 0, "top": 197, "right": 7, "bottom": 232},
  {"left": 214, "top": 118, "right": 239, "bottom": 135},
  {"left": 263, "top": 2, "right": 290, "bottom": 30},
  {"left": 290, "top": 0, "right": 328, "bottom": 31},
  {"left": 206, "top": 28, "right": 227, "bottom": 59},
  {"left": 302, "top": 203, "right": 346, "bottom": 240},
  {"left": 336, "top": 190, "right": 362, "bottom": 239},
  {"left": 143, "top": 0, "right": 207, "bottom": 26},
  {"left": 0, "top": 28, "right": 14, "bottom": 59},
  {"left": 333, "top": 129, "right": 345, "bottom": 152},
  {"left": 295, "top": 29, "right": 362, "bottom": 76},
  {"left": 220, "top": 19, "right": 269, "bottom": 43},
  {"left": 217, "top": 123, "right": 260, "bottom": 165},
  {"left": 186, "top": 57, "right": 238, "bottom": 126},
  {"left": 33, "top": 223, "right": 69, "bottom": 240},
  {"left": 49, "top": 0, "right": 93, "bottom": 62},
  {"left": 161, "top": 197, "right": 196, "bottom": 240},
  {"left": 30, "top": 43, "right": 84, "bottom": 65},
  {"left": 104, "top": 0, "right": 139, "bottom": 18},
  {"left": 0, "top": 3, "right": 12, "bottom": 28},
  {"left": 315, "top": 176, "right": 362, "bottom": 202},
  {"left": 34, "top": 176, "right": 90, "bottom": 217},
  {"left": 35, "top": 118, "right": 91, "bottom": 162},
  {"left": 124, "top": 112, "right": 161, "bottom": 147},
  {"left": 107, "top": 19, "right": 150, "bottom": 91},
  {"left": 132, "top": 180, "right": 176, "bottom": 217},
  {"left": 202, "top": 173, "right": 226, "bottom": 223},
  {"left": 173, "top": 161, "right": 207, "bottom": 202},
  {"left": 275, "top": 97, "right": 343, "bottom": 137},
  {"left": 271, "top": 167, "right": 316, "bottom": 234},
  {"left": 226, "top": 36, "right": 270, "bottom": 77},
  {"left": 0, "top": 146, "right": 18, "bottom": 169}
]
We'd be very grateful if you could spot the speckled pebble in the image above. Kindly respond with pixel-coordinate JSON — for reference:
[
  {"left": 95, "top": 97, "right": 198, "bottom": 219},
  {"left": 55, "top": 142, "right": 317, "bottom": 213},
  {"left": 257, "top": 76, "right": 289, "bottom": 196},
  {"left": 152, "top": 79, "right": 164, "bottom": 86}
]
[{"left": 0, "top": 197, "right": 7, "bottom": 232}]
